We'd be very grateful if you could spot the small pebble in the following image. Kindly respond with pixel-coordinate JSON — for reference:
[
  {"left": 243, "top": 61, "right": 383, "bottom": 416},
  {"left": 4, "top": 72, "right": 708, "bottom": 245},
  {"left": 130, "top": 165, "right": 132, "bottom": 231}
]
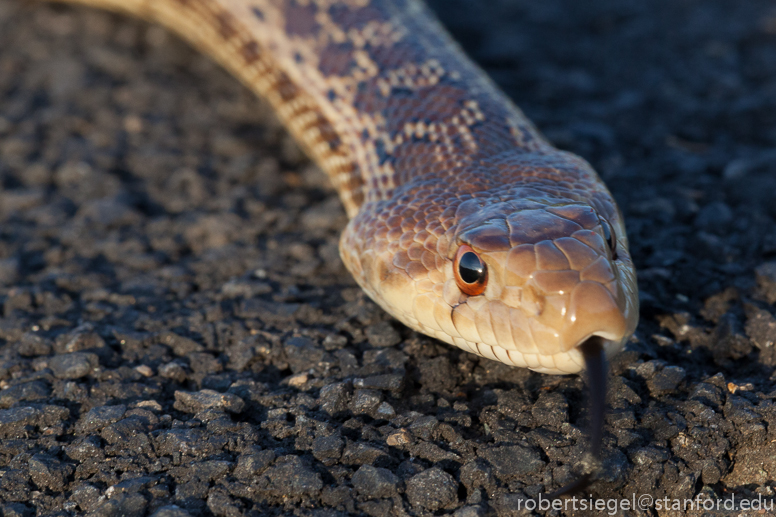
[
  {"left": 365, "top": 322, "right": 402, "bottom": 348},
  {"left": 744, "top": 304, "right": 776, "bottom": 350},
  {"left": 374, "top": 402, "right": 396, "bottom": 418},
  {"left": 408, "top": 415, "right": 438, "bottom": 440},
  {"left": 647, "top": 366, "right": 686, "bottom": 396},
  {"left": 17, "top": 332, "right": 52, "bottom": 357},
  {"left": 478, "top": 444, "right": 544, "bottom": 481},
  {"left": 0, "top": 381, "right": 50, "bottom": 409},
  {"left": 353, "top": 373, "right": 405, "bottom": 392},
  {"left": 173, "top": 389, "right": 245, "bottom": 414},
  {"left": 136, "top": 400, "right": 163, "bottom": 411},
  {"left": 159, "top": 362, "right": 187, "bottom": 383},
  {"left": 75, "top": 405, "right": 127, "bottom": 434},
  {"left": 159, "top": 332, "right": 204, "bottom": 356},
  {"left": 351, "top": 464, "right": 399, "bottom": 499},
  {"left": 135, "top": 365, "right": 154, "bottom": 377},
  {"left": 233, "top": 449, "right": 276, "bottom": 481},
  {"left": 258, "top": 456, "right": 323, "bottom": 498},
  {"left": 284, "top": 337, "right": 325, "bottom": 373},
  {"left": 405, "top": 467, "right": 459, "bottom": 511},
  {"left": 0, "top": 407, "right": 42, "bottom": 437},
  {"left": 319, "top": 382, "right": 352, "bottom": 416},
  {"left": 70, "top": 483, "right": 101, "bottom": 512},
  {"left": 49, "top": 352, "right": 99, "bottom": 380},
  {"left": 312, "top": 434, "right": 344, "bottom": 465},
  {"left": 29, "top": 453, "right": 74, "bottom": 492},
  {"left": 287, "top": 372, "right": 309, "bottom": 388},
  {"left": 351, "top": 389, "right": 382, "bottom": 415},
  {"left": 459, "top": 459, "right": 495, "bottom": 491},
  {"left": 386, "top": 429, "right": 412, "bottom": 447},
  {"left": 530, "top": 392, "right": 568, "bottom": 427},
  {"left": 341, "top": 442, "right": 388, "bottom": 465}
]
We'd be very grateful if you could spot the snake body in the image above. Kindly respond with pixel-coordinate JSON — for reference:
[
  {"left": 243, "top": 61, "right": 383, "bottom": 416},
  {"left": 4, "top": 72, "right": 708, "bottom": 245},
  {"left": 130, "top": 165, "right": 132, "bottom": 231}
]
[{"left": 42, "top": 0, "right": 638, "bottom": 374}]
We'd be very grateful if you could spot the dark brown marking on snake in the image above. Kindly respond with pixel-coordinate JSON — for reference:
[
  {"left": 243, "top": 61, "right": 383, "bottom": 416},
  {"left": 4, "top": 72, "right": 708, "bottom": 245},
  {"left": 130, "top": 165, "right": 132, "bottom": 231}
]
[
  {"left": 346, "top": 173, "right": 366, "bottom": 208},
  {"left": 327, "top": 3, "right": 392, "bottom": 30},
  {"left": 368, "top": 41, "right": 424, "bottom": 70},
  {"left": 284, "top": 0, "right": 320, "bottom": 37},
  {"left": 275, "top": 71, "right": 298, "bottom": 102},
  {"left": 240, "top": 40, "right": 261, "bottom": 64},
  {"left": 318, "top": 42, "right": 358, "bottom": 77},
  {"left": 250, "top": 7, "right": 264, "bottom": 21},
  {"left": 314, "top": 113, "right": 342, "bottom": 151},
  {"left": 215, "top": 11, "right": 237, "bottom": 39}
]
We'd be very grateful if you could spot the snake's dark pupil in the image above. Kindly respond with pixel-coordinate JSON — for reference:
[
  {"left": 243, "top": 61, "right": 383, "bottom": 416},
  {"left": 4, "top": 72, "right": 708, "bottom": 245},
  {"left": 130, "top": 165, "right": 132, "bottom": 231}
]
[{"left": 459, "top": 252, "right": 485, "bottom": 284}]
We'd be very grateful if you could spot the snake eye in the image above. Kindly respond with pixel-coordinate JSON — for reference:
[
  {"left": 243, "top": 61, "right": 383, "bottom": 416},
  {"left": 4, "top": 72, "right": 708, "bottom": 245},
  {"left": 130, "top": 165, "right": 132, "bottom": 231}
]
[
  {"left": 454, "top": 245, "right": 487, "bottom": 296},
  {"left": 599, "top": 217, "right": 617, "bottom": 258}
]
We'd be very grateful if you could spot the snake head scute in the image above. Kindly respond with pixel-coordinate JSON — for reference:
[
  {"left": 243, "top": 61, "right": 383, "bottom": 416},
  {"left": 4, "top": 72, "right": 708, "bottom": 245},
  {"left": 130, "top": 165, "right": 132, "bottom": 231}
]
[{"left": 339, "top": 186, "right": 638, "bottom": 375}]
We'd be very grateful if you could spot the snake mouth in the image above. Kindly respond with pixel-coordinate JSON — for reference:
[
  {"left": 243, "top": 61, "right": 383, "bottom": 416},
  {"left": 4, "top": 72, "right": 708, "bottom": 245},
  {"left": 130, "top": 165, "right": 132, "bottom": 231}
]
[{"left": 548, "top": 335, "right": 608, "bottom": 498}]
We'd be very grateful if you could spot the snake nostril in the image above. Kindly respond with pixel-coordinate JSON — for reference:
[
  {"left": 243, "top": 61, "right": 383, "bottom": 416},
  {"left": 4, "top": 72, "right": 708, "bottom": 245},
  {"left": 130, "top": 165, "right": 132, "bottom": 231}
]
[{"left": 563, "top": 282, "right": 627, "bottom": 352}]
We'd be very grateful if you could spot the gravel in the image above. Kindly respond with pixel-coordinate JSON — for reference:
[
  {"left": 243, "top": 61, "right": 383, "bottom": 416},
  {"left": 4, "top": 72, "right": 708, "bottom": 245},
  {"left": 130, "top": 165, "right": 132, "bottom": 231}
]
[{"left": 1, "top": 0, "right": 776, "bottom": 515}]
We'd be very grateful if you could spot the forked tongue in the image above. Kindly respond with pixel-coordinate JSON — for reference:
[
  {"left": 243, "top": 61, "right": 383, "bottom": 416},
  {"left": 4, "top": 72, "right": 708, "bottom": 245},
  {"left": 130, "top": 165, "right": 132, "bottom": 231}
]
[{"left": 548, "top": 336, "right": 607, "bottom": 498}]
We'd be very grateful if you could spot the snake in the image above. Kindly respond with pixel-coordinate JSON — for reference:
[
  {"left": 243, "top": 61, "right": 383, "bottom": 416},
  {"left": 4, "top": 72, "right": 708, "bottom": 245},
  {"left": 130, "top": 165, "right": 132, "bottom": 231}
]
[{"left": 36, "top": 0, "right": 640, "bottom": 494}]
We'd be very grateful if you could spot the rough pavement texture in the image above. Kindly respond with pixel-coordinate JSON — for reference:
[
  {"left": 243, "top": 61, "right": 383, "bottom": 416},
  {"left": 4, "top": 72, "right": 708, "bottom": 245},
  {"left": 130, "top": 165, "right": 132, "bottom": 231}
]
[{"left": 1, "top": 0, "right": 775, "bottom": 516}]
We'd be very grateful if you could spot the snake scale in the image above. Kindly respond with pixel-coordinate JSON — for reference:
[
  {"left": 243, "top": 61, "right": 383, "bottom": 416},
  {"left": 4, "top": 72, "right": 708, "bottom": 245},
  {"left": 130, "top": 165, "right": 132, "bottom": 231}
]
[{"left": 39, "top": 0, "right": 640, "bottom": 494}]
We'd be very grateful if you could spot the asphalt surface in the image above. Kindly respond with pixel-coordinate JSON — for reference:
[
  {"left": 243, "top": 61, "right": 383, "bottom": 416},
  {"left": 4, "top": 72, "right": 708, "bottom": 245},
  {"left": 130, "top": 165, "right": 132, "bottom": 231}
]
[{"left": 1, "top": 1, "right": 775, "bottom": 516}]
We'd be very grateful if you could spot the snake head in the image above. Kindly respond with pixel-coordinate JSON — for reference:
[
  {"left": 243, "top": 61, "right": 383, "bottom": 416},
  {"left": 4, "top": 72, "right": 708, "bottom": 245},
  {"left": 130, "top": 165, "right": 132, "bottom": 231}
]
[
  {"left": 439, "top": 197, "right": 638, "bottom": 374},
  {"left": 340, "top": 186, "right": 638, "bottom": 375}
]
